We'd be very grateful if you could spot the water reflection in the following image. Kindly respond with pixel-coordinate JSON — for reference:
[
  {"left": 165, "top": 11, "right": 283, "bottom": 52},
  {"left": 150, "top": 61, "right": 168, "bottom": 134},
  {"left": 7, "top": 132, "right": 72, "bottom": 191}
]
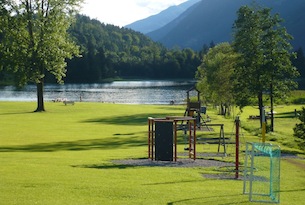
[{"left": 0, "top": 80, "right": 196, "bottom": 104}]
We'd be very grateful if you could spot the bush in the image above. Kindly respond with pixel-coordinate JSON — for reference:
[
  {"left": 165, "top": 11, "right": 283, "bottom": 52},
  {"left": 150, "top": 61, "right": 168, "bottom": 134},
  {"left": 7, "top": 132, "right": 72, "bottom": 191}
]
[{"left": 293, "top": 107, "right": 305, "bottom": 150}]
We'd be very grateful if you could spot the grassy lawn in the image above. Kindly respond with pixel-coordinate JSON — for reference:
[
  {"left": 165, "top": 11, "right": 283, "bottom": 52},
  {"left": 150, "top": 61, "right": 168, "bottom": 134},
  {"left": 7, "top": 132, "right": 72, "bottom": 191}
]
[{"left": 1, "top": 102, "right": 305, "bottom": 204}]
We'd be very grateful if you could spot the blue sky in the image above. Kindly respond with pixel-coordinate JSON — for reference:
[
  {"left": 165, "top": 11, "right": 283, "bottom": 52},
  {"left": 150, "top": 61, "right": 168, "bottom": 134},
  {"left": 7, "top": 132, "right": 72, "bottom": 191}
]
[{"left": 81, "top": 0, "right": 188, "bottom": 27}]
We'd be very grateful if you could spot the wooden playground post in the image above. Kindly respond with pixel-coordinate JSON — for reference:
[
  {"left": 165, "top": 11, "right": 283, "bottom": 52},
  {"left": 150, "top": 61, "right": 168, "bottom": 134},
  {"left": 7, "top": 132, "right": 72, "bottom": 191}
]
[
  {"left": 189, "top": 121, "right": 192, "bottom": 159},
  {"left": 262, "top": 107, "right": 266, "bottom": 143},
  {"left": 193, "top": 120, "right": 196, "bottom": 160},
  {"left": 148, "top": 117, "right": 153, "bottom": 159},
  {"left": 235, "top": 116, "right": 240, "bottom": 179},
  {"left": 148, "top": 118, "right": 150, "bottom": 159},
  {"left": 174, "top": 120, "right": 178, "bottom": 161},
  {"left": 217, "top": 124, "right": 226, "bottom": 154}
]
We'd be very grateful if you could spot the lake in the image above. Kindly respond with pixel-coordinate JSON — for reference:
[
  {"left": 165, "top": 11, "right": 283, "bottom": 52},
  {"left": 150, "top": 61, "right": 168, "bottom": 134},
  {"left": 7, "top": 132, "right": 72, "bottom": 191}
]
[{"left": 0, "top": 80, "right": 197, "bottom": 104}]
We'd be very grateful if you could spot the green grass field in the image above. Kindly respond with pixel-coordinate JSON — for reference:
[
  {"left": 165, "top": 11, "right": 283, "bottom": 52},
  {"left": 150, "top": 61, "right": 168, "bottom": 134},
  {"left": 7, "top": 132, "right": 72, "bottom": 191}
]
[{"left": 1, "top": 102, "right": 305, "bottom": 205}]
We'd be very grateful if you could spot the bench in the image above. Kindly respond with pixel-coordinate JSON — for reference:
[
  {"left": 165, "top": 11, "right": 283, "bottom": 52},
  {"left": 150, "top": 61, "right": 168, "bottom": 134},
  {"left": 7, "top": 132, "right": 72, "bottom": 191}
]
[
  {"left": 249, "top": 115, "right": 270, "bottom": 120},
  {"left": 52, "top": 98, "right": 66, "bottom": 102},
  {"left": 63, "top": 101, "right": 75, "bottom": 105},
  {"left": 249, "top": 115, "right": 260, "bottom": 119}
]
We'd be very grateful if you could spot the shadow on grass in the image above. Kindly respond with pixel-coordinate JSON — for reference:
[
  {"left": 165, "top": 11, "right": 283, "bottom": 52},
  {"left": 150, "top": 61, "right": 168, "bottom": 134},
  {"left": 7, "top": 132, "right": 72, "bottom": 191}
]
[
  {"left": 72, "top": 163, "right": 136, "bottom": 169},
  {"left": 143, "top": 179, "right": 206, "bottom": 186},
  {"left": 280, "top": 189, "right": 305, "bottom": 192},
  {"left": 82, "top": 113, "right": 182, "bottom": 125},
  {"left": 282, "top": 150, "right": 304, "bottom": 155},
  {"left": 280, "top": 188, "right": 305, "bottom": 193},
  {"left": 167, "top": 194, "right": 248, "bottom": 205},
  {"left": 157, "top": 105, "right": 186, "bottom": 111},
  {"left": 274, "top": 111, "right": 298, "bottom": 119},
  {"left": 0, "top": 135, "right": 146, "bottom": 152},
  {"left": 0, "top": 111, "right": 35, "bottom": 115}
]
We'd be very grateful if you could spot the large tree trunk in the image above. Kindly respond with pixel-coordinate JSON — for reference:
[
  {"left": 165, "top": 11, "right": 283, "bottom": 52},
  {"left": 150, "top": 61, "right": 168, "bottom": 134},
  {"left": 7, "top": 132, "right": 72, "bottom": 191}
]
[
  {"left": 35, "top": 80, "right": 45, "bottom": 112},
  {"left": 219, "top": 103, "right": 226, "bottom": 116},
  {"left": 258, "top": 91, "right": 264, "bottom": 128}
]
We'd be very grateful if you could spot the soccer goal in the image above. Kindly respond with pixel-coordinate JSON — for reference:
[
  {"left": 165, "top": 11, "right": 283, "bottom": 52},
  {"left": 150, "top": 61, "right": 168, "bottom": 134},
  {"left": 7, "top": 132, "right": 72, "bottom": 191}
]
[{"left": 243, "top": 142, "right": 281, "bottom": 203}]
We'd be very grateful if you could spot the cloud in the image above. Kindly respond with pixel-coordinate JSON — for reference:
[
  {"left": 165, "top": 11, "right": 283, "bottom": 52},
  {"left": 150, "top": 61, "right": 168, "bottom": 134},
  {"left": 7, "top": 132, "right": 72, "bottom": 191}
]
[{"left": 81, "top": 0, "right": 188, "bottom": 26}]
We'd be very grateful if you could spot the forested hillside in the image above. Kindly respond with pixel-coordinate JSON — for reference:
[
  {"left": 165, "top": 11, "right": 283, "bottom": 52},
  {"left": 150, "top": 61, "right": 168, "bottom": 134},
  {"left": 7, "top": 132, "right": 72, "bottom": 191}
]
[
  {"left": 63, "top": 15, "right": 201, "bottom": 83},
  {"left": 1, "top": 13, "right": 304, "bottom": 88}
]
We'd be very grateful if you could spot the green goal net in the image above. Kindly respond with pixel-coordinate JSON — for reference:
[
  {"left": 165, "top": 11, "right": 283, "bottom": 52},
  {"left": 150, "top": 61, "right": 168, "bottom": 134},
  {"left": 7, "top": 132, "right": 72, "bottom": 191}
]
[{"left": 243, "top": 142, "right": 281, "bottom": 203}]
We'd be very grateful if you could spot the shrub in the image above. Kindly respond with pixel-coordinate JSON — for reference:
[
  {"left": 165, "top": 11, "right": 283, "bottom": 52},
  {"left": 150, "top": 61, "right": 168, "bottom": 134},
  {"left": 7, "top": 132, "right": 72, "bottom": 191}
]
[{"left": 293, "top": 107, "right": 305, "bottom": 150}]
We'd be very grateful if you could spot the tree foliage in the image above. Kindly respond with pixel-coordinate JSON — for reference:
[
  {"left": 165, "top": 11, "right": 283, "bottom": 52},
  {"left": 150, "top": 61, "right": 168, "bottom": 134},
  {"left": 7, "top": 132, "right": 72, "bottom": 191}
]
[
  {"left": 232, "top": 5, "right": 299, "bottom": 125},
  {"left": 292, "top": 48, "right": 305, "bottom": 89},
  {"left": 196, "top": 43, "right": 238, "bottom": 115},
  {"left": 0, "top": 0, "right": 82, "bottom": 111},
  {"left": 294, "top": 107, "right": 305, "bottom": 150}
]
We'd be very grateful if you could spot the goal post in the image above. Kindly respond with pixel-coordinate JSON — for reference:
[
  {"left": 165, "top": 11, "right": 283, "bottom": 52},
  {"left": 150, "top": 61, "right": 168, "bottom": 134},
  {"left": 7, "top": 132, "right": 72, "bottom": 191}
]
[{"left": 243, "top": 142, "right": 281, "bottom": 203}]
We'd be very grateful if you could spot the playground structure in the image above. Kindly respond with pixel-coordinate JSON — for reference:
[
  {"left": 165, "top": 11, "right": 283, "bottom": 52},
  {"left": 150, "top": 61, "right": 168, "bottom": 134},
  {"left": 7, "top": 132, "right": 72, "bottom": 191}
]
[
  {"left": 196, "top": 123, "right": 227, "bottom": 156},
  {"left": 147, "top": 87, "right": 230, "bottom": 161},
  {"left": 148, "top": 116, "right": 196, "bottom": 161},
  {"left": 184, "top": 86, "right": 228, "bottom": 156},
  {"left": 147, "top": 115, "right": 245, "bottom": 180},
  {"left": 183, "top": 87, "right": 205, "bottom": 127},
  {"left": 147, "top": 88, "right": 281, "bottom": 203}
]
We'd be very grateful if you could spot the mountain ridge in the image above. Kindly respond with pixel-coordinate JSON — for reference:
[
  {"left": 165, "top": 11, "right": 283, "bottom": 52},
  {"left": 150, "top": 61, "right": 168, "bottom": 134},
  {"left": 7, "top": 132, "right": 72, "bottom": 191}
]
[
  {"left": 145, "top": 0, "right": 305, "bottom": 50},
  {"left": 124, "top": 0, "right": 201, "bottom": 34}
]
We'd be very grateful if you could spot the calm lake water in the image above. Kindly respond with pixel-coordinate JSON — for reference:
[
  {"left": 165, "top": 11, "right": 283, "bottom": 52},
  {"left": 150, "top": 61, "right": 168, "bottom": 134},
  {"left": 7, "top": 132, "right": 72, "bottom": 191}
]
[{"left": 0, "top": 80, "right": 196, "bottom": 104}]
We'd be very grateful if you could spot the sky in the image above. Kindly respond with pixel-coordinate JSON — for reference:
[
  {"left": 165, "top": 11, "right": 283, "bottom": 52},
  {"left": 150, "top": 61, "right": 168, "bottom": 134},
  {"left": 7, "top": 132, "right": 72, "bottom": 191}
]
[{"left": 80, "top": 0, "right": 188, "bottom": 27}]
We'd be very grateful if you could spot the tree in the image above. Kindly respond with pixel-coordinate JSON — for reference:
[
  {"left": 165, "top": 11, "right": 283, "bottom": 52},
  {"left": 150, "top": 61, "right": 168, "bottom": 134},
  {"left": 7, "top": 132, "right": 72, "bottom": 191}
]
[
  {"left": 294, "top": 107, "right": 305, "bottom": 150},
  {"left": 0, "top": 0, "right": 82, "bottom": 111},
  {"left": 292, "top": 48, "right": 305, "bottom": 89},
  {"left": 233, "top": 5, "right": 299, "bottom": 129},
  {"left": 196, "top": 43, "right": 238, "bottom": 115}
]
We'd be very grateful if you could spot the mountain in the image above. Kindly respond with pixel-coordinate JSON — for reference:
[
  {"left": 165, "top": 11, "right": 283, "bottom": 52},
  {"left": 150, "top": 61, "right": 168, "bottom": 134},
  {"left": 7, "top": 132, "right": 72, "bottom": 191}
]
[
  {"left": 146, "top": 0, "right": 305, "bottom": 51},
  {"left": 124, "top": 0, "right": 201, "bottom": 34}
]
